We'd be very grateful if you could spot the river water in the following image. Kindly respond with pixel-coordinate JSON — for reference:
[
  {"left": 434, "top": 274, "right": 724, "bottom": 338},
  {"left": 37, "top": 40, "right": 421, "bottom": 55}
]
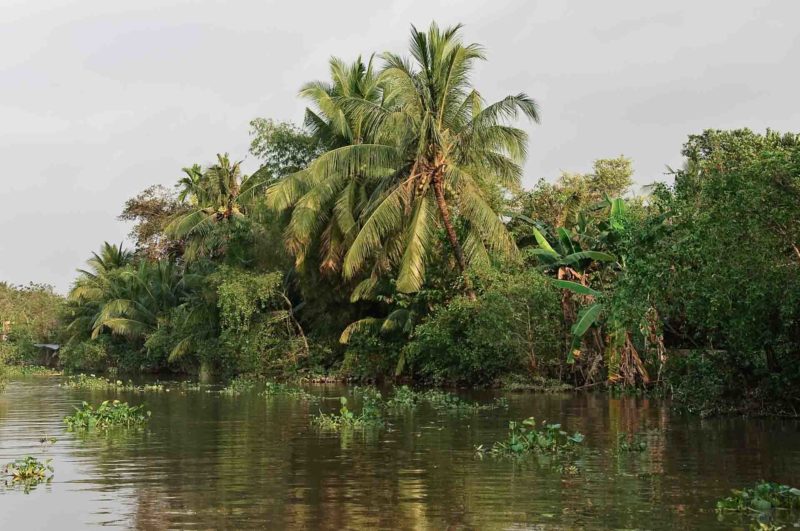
[{"left": 0, "top": 376, "right": 798, "bottom": 530}]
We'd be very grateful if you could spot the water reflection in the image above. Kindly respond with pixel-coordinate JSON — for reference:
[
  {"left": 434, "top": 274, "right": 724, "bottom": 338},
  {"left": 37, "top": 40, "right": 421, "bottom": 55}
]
[{"left": 0, "top": 378, "right": 798, "bottom": 529}]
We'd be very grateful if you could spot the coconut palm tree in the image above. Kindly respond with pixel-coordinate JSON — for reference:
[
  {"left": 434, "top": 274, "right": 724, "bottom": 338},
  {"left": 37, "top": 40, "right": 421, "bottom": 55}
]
[
  {"left": 176, "top": 164, "right": 204, "bottom": 203},
  {"left": 166, "top": 154, "right": 268, "bottom": 260},
  {"left": 267, "top": 55, "right": 385, "bottom": 273},
  {"left": 291, "top": 23, "right": 540, "bottom": 297}
]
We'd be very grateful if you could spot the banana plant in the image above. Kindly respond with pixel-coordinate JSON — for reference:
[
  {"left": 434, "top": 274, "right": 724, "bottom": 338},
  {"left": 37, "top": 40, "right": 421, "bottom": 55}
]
[
  {"left": 529, "top": 225, "right": 616, "bottom": 271},
  {"left": 551, "top": 279, "right": 604, "bottom": 364},
  {"left": 514, "top": 220, "right": 617, "bottom": 364}
]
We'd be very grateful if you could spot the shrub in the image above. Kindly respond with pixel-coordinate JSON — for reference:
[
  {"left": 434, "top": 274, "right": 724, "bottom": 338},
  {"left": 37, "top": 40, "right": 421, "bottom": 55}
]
[
  {"left": 404, "top": 270, "right": 563, "bottom": 385},
  {"left": 59, "top": 339, "right": 110, "bottom": 372},
  {"left": 341, "top": 333, "right": 403, "bottom": 382}
]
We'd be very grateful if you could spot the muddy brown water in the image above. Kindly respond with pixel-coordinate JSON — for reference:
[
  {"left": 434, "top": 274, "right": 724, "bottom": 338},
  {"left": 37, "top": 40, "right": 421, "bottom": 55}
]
[{"left": 1, "top": 376, "right": 798, "bottom": 529}]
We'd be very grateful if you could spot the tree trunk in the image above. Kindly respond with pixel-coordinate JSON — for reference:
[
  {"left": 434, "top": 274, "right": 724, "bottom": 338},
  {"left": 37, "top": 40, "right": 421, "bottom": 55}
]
[{"left": 432, "top": 176, "right": 476, "bottom": 301}]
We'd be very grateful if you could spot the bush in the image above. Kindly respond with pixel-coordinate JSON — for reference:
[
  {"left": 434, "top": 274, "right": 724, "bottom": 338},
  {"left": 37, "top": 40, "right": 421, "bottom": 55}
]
[
  {"left": 404, "top": 270, "right": 564, "bottom": 385},
  {"left": 59, "top": 339, "right": 110, "bottom": 372},
  {"left": 340, "top": 333, "right": 403, "bottom": 382}
]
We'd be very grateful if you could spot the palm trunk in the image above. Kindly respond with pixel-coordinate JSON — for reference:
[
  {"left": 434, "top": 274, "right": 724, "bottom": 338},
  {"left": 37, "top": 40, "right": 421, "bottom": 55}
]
[{"left": 432, "top": 177, "right": 476, "bottom": 301}]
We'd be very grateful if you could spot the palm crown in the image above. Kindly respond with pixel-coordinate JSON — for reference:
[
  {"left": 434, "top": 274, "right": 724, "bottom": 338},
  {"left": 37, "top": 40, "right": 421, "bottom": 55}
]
[{"left": 270, "top": 23, "right": 540, "bottom": 296}]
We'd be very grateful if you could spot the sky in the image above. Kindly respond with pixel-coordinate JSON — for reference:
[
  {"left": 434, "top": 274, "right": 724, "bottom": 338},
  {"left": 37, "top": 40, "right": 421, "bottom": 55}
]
[{"left": 1, "top": 0, "right": 798, "bottom": 293}]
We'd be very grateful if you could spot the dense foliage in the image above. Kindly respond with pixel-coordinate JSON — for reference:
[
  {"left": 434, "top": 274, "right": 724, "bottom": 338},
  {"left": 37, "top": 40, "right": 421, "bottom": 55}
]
[
  {"left": 3, "top": 24, "right": 799, "bottom": 416},
  {"left": 0, "top": 282, "right": 64, "bottom": 386}
]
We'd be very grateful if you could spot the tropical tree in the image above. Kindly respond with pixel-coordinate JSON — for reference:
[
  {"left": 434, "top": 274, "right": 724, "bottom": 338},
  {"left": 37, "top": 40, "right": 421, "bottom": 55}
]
[
  {"left": 65, "top": 243, "right": 133, "bottom": 342},
  {"left": 89, "top": 260, "right": 183, "bottom": 340},
  {"left": 287, "top": 23, "right": 540, "bottom": 297},
  {"left": 176, "top": 164, "right": 204, "bottom": 203},
  {"left": 248, "top": 119, "right": 323, "bottom": 178},
  {"left": 166, "top": 154, "right": 269, "bottom": 261},
  {"left": 267, "top": 55, "right": 384, "bottom": 273}
]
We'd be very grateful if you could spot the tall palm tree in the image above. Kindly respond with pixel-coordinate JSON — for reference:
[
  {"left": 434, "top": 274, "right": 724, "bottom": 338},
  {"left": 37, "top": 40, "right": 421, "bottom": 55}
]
[
  {"left": 301, "top": 23, "right": 540, "bottom": 296},
  {"left": 176, "top": 164, "right": 204, "bottom": 203},
  {"left": 166, "top": 154, "right": 268, "bottom": 260},
  {"left": 301, "top": 55, "right": 383, "bottom": 148},
  {"left": 267, "top": 56, "right": 385, "bottom": 273}
]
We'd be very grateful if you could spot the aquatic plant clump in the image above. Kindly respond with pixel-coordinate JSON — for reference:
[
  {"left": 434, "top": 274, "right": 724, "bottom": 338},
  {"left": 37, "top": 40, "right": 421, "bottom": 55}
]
[
  {"left": 386, "top": 385, "right": 420, "bottom": 408},
  {"left": 64, "top": 400, "right": 150, "bottom": 431},
  {"left": 312, "top": 390, "right": 385, "bottom": 431},
  {"left": 2, "top": 456, "right": 54, "bottom": 493},
  {"left": 717, "top": 482, "right": 800, "bottom": 514},
  {"left": 422, "top": 390, "right": 508, "bottom": 412},
  {"left": 261, "top": 382, "right": 319, "bottom": 401},
  {"left": 477, "top": 417, "right": 584, "bottom": 458},
  {"left": 220, "top": 377, "right": 259, "bottom": 395},
  {"left": 386, "top": 386, "right": 508, "bottom": 413},
  {"left": 61, "top": 374, "right": 165, "bottom": 393}
]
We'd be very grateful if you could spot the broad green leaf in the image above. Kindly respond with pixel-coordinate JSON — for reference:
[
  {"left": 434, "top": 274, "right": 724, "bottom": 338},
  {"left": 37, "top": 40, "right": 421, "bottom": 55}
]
[
  {"left": 572, "top": 303, "right": 603, "bottom": 339},
  {"left": 609, "top": 197, "right": 626, "bottom": 230},
  {"left": 529, "top": 248, "right": 560, "bottom": 261},
  {"left": 531, "top": 227, "right": 556, "bottom": 255},
  {"left": 560, "top": 251, "right": 616, "bottom": 265},
  {"left": 552, "top": 280, "right": 602, "bottom": 298},
  {"left": 557, "top": 227, "right": 576, "bottom": 255}
]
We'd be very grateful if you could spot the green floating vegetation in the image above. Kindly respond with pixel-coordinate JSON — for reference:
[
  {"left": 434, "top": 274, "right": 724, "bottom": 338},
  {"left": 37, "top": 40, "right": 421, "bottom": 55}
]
[
  {"left": 477, "top": 417, "right": 584, "bottom": 458},
  {"left": 312, "top": 389, "right": 384, "bottom": 431},
  {"left": 261, "top": 382, "right": 318, "bottom": 401},
  {"left": 219, "top": 377, "right": 259, "bottom": 395},
  {"left": 386, "top": 385, "right": 508, "bottom": 413},
  {"left": 61, "top": 374, "right": 165, "bottom": 392},
  {"left": 2, "top": 456, "right": 54, "bottom": 493},
  {"left": 615, "top": 432, "right": 648, "bottom": 453},
  {"left": 717, "top": 482, "right": 800, "bottom": 515},
  {"left": 176, "top": 380, "right": 205, "bottom": 391},
  {"left": 386, "top": 385, "right": 419, "bottom": 408},
  {"left": 64, "top": 400, "right": 150, "bottom": 431}
]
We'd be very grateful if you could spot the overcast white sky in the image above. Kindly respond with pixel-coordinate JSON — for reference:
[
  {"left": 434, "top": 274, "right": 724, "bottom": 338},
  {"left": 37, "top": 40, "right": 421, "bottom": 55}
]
[{"left": 2, "top": 0, "right": 798, "bottom": 293}]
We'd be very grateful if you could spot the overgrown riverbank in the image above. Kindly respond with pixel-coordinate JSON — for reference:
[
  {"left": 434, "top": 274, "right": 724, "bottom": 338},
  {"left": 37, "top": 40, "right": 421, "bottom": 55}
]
[{"left": 2, "top": 24, "right": 800, "bottom": 417}]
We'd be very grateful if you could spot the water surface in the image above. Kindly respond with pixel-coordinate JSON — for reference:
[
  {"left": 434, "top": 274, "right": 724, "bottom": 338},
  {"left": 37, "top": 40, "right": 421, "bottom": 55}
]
[{"left": 1, "top": 377, "right": 798, "bottom": 529}]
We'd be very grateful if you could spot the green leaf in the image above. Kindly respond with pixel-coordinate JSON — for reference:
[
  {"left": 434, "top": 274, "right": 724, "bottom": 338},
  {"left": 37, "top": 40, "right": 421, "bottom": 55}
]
[
  {"left": 557, "top": 227, "right": 576, "bottom": 255},
  {"left": 529, "top": 248, "right": 560, "bottom": 262},
  {"left": 609, "top": 197, "right": 626, "bottom": 230},
  {"left": 552, "top": 280, "right": 602, "bottom": 298},
  {"left": 531, "top": 227, "right": 557, "bottom": 255},
  {"left": 572, "top": 303, "right": 603, "bottom": 338},
  {"left": 560, "top": 251, "right": 616, "bottom": 265}
]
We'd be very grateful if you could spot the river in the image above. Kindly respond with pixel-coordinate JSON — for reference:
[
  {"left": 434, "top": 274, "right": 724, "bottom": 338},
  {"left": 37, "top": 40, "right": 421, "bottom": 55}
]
[{"left": 1, "top": 376, "right": 798, "bottom": 529}]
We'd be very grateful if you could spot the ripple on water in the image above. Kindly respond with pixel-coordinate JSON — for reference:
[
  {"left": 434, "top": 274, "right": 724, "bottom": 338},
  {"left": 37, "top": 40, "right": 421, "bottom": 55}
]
[{"left": 1, "top": 377, "right": 800, "bottom": 530}]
